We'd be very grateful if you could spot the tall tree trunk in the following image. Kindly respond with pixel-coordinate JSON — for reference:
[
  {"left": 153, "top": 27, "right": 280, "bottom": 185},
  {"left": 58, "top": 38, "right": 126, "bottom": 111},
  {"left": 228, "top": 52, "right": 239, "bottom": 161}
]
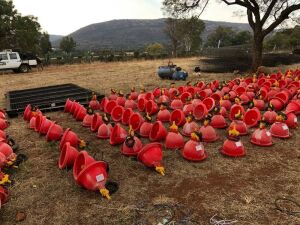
[{"left": 252, "top": 32, "right": 263, "bottom": 71}]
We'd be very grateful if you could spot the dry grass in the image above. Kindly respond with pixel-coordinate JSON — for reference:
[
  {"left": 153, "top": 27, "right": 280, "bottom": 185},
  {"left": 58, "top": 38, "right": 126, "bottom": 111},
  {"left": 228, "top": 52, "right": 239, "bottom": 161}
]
[{"left": 0, "top": 57, "right": 299, "bottom": 225}]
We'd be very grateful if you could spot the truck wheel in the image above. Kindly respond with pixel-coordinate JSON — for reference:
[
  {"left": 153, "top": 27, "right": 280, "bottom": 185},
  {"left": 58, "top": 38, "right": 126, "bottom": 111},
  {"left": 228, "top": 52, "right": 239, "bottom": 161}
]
[
  {"left": 13, "top": 69, "right": 19, "bottom": 73},
  {"left": 19, "top": 64, "right": 30, "bottom": 73}
]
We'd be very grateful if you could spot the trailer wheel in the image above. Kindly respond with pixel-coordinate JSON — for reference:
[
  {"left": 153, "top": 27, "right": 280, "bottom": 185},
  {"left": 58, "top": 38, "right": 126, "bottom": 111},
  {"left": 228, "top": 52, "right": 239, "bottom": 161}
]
[{"left": 19, "top": 64, "right": 30, "bottom": 73}]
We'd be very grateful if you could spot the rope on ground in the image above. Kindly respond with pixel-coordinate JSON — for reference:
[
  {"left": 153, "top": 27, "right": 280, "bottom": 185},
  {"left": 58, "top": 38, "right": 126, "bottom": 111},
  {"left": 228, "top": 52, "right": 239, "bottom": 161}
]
[
  {"left": 274, "top": 197, "right": 300, "bottom": 217},
  {"left": 210, "top": 214, "right": 238, "bottom": 225}
]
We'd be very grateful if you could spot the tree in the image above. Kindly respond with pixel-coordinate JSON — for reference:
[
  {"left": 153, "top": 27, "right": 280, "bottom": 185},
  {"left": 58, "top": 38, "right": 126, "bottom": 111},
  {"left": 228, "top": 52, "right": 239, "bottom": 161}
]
[
  {"left": 39, "top": 32, "right": 52, "bottom": 55},
  {"left": 0, "top": 0, "right": 42, "bottom": 53},
  {"left": 163, "top": 0, "right": 300, "bottom": 70},
  {"left": 178, "top": 16, "right": 205, "bottom": 53},
  {"left": 164, "top": 18, "right": 181, "bottom": 56},
  {"left": 59, "top": 36, "right": 76, "bottom": 53},
  {"left": 265, "top": 25, "right": 300, "bottom": 50},
  {"left": 13, "top": 15, "right": 41, "bottom": 52},
  {"left": 206, "top": 26, "right": 252, "bottom": 47},
  {"left": 206, "top": 26, "right": 235, "bottom": 47},
  {"left": 146, "top": 43, "right": 165, "bottom": 56},
  {"left": 164, "top": 16, "right": 205, "bottom": 55}
]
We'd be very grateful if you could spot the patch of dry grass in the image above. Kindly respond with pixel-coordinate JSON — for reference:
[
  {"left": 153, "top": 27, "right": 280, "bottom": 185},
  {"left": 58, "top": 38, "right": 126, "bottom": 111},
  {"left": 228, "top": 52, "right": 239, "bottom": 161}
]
[{"left": 0, "top": 58, "right": 299, "bottom": 225}]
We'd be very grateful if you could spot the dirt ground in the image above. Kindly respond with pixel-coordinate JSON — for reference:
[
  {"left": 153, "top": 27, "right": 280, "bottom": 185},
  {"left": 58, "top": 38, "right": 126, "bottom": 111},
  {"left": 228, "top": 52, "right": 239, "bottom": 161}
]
[{"left": 0, "top": 58, "right": 299, "bottom": 225}]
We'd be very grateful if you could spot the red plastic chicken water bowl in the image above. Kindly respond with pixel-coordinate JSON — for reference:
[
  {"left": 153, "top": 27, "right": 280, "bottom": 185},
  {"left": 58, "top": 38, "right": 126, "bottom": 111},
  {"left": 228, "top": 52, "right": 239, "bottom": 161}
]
[
  {"left": 157, "top": 109, "right": 171, "bottom": 122},
  {"left": 100, "top": 97, "right": 109, "bottom": 111},
  {"left": 75, "top": 106, "right": 87, "bottom": 121},
  {"left": 89, "top": 98, "right": 100, "bottom": 110},
  {"left": 285, "top": 113, "right": 298, "bottom": 128},
  {"left": 263, "top": 111, "right": 277, "bottom": 124},
  {"left": 250, "top": 128, "right": 273, "bottom": 146},
  {"left": 211, "top": 115, "right": 227, "bottom": 129},
  {"left": 235, "top": 86, "right": 246, "bottom": 96},
  {"left": 202, "top": 97, "right": 215, "bottom": 112},
  {"left": 34, "top": 114, "right": 46, "bottom": 132},
  {"left": 0, "top": 142, "right": 14, "bottom": 159},
  {"left": 243, "top": 108, "right": 261, "bottom": 127},
  {"left": 210, "top": 93, "right": 222, "bottom": 103},
  {"left": 183, "top": 103, "right": 193, "bottom": 116},
  {"left": 149, "top": 121, "right": 167, "bottom": 142},
  {"left": 125, "top": 99, "right": 137, "bottom": 109},
  {"left": 97, "top": 123, "right": 112, "bottom": 139},
  {"left": 220, "top": 139, "right": 246, "bottom": 157},
  {"left": 82, "top": 114, "right": 93, "bottom": 127},
  {"left": 182, "top": 140, "right": 207, "bottom": 161},
  {"left": 0, "top": 119, "right": 9, "bottom": 131},
  {"left": 0, "top": 110, "right": 5, "bottom": 120},
  {"left": 146, "top": 100, "right": 158, "bottom": 115},
  {"left": 73, "top": 150, "right": 95, "bottom": 181},
  {"left": 121, "top": 136, "right": 143, "bottom": 156},
  {"left": 46, "top": 122, "right": 63, "bottom": 142},
  {"left": 129, "top": 113, "right": 144, "bottom": 131},
  {"left": 193, "top": 103, "right": 208, "bottom": 120},
  {"left": 0, "top": 152, "right": 7, "bottom": 168},
  {"left": 91, "top": 113, "right": 103, "bottom": 132},
  {"left": 105, "top": 100, "right": 117, "bottom": 114},
  {"left": 270, "top": 122, "right": 290, "bottom": 138},
  {"left": 170, "top": 99, "right": 183, "bottom": 110},
  {"left": 137, "top": 143, "right": 163, "bottom": 168},
  {"left": 139, "top": 121, "right": 153, "bottom": 138},
  {"left": 229, "top": 120, "right": 248, "bottom": 136},
  {"left": 109, "top": 123, "right": 127, "bottom": 145},
  {"left": 76, "top": 161, "right": 108, "bottom": 191},
  {"left": 111, "top": 105, "right": 124, "bottom": 122},
  {"left": 200, "top": 125, "right": 219, "bottom": 142},
  {"left": 59, "top": 142, "right": 79, "bottom": 169},
  {"left": 170, "top": 109, "right": 186, "bottom": 126},
  {"left": 59, "top": 128, "right": 80, "bottom": 150},
  {"left": 39, "top": 118, "right": 54, "bottom": 135},
  {"left": 116, "top": 95, "right": 126, "bottom": 106},
  {"left": 0, "top": 186, "right": 9, "bottom": 207},
  {"left": 182, "top": 121, "right": 199, "bottom": 137},
  {"left": 229, "top": 104, "right": 245, "bottom": 121},
  {"left": 137, "top": 98, "right": 148, "bottom": 112},
  {"left": 121, "top": 108, "right": 133, "bottom": 125},
  {"left": 269, "top": 97, "right": 284, "bottom": 111},
  {"left": 29, "top": 117, "right": 36, "bottom": 130},
  {"left": 64, "top": 98, "right": 74, "bottom": 113},
  {"left": 165, "top": 130, "right": 184, "bottom": 150},
  {"left": 23, "top": 104, "right": 32, "bottom": 121},
  {"left": 285, "top": 101, "right": 300, "bottom": 115},
  {"left": 180, "top": 92, "right": 192, "bottom": 103}
]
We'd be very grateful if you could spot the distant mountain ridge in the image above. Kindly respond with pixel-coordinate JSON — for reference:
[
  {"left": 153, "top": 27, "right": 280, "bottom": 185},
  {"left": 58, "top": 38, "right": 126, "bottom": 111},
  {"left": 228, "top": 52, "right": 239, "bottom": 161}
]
[{"left": 51, "top": 18, "right": 250, "bottom": 50}]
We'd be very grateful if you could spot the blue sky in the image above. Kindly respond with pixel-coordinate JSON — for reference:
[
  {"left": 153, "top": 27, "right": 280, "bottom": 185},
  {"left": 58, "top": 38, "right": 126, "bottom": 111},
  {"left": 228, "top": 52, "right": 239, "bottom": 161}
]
[{"left": 13, "top": 0, "right": 247, "bottom": 35}]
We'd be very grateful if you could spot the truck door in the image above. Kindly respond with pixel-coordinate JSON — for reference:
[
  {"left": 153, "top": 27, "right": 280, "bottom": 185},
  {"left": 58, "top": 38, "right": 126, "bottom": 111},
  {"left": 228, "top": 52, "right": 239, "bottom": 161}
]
[
  {"left": 0, "top": 53, "right": 9, "bottom": 69},
  {"left": 8, "top": 52, "right": 22, "bottom": 68}
]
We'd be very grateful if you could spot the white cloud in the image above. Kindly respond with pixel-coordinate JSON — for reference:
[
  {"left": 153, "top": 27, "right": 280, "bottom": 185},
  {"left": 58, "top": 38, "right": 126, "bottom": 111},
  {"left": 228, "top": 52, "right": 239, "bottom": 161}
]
[{"left": 12, "top": 0, "right": 247, "bottom": 35}]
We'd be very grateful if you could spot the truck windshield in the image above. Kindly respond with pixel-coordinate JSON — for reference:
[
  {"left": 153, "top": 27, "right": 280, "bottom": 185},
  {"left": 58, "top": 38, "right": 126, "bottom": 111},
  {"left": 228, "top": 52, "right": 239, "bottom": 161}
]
[{"left": 0, "top": 53, "right": 8, "bottom": 60}]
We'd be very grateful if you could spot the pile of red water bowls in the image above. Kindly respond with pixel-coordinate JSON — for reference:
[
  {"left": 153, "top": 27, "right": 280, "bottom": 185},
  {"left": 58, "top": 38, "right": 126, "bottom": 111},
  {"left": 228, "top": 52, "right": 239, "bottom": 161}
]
[
  {"left": 64, "top": 69, "right": 299, "bottom": 175},
  {"left": 0, "top": 109, "right": 20, "bottom": 209},
  {"left": 23, "top": 104, "right": 113, "bottom": 200}
]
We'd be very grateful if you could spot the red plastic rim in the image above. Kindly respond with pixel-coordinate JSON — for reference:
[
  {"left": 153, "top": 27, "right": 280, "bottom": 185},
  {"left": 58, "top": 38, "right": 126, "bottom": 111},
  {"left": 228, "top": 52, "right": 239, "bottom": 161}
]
[{"left": 202, "top": 97, "right": 215, "bottom": 111}]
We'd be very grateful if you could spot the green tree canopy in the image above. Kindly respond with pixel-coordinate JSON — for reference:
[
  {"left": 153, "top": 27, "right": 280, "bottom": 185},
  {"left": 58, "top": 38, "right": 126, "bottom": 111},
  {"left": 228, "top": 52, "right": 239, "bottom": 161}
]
[
  {"left": 0, "top": 0, "right": 43, "bottom": 53},
  {"left": 145, "top": 43, "right": 165, "bottom": 56},
  {"left": 206, "top": 26, "right": 251, "bottom": 47},
  {"left": 265, "top": 26, "right": 300, "bottom": 50},
  {"left": 59, "top": 36, "right": 77, "bottom": 53},
  {"left": 39, "top": 32, "right": 52, "bottom": 55},
  {"left": 164, "top": 16, "right": 205, "bottom": 56}
]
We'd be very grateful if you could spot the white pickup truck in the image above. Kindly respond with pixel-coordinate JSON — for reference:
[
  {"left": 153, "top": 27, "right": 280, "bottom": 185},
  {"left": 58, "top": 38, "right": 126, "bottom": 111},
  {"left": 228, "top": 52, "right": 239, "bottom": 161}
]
[{"left": 0, "top": 50, "right": 38, "bottom": 73}]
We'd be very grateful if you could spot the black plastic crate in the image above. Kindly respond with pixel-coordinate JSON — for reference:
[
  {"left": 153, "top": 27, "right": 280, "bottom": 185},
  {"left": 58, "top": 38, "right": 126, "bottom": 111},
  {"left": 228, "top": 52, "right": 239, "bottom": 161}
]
[{"left": 5, "top": 83, "right": 103, "bottom": 117}]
